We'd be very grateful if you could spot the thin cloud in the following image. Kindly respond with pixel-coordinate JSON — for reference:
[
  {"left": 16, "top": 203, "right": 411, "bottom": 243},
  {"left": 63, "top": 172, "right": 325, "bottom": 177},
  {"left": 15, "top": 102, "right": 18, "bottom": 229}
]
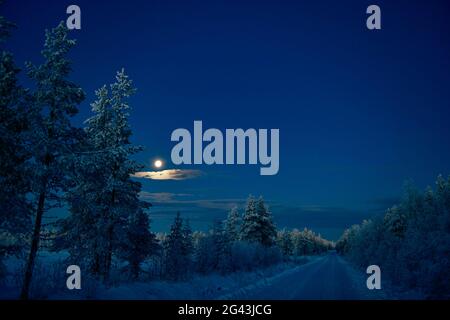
[
  {"left": 139, "top": 192, "right": 192, "bottom": 202},
  {"left": 133, "top": 169, "right": 203, "bottom": 180},
  {"left": 139, "top": 191, "right": 244, "bottom": 210}
]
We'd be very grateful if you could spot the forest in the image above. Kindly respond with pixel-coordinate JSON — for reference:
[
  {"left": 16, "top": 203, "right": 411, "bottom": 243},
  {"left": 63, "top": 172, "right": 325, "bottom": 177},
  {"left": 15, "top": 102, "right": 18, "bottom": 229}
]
[
  {"left": 0, "top": 15, "right": 331, "bottom": 299},
  {"left": 336, "top": 176, "right": 450, "bottom": 299},
  {"left": 2, "top": 8, "right": 450, "bottom": 300}
]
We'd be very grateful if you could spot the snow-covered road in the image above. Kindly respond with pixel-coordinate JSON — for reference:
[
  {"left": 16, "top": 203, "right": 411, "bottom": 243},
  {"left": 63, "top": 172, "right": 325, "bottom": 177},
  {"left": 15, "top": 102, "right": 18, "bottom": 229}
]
[{"left": 219, "top": 252, "right": 386, "bottom": 300}]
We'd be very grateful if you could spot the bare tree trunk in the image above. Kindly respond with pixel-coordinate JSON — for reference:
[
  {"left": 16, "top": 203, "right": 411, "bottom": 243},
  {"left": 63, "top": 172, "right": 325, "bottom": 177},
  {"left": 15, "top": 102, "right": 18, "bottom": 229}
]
[
  {"left": 104, "top": 188, "right": 116, "bottom": 283},
  {"left": 104, "top": 224, "right": 113, "bottom": 283},
  {"left": 20, "top": 190, "right": 46, "bottom": 300},
  {"left": 130, "top": 261, "right": 139, "bottom": 280}
]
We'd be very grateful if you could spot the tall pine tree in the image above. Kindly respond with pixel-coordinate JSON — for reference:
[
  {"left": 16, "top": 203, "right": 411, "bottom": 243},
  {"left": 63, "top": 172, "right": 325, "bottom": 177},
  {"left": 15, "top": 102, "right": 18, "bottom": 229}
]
[
  {"left": 164, "top": 212, "right": 185, "bottom": 280},
  {"left": 20, "top": 22, "right": 85, "bottom": 299},
  {"left": 119, "top": 208, "right": 160, "bottom": 280},
  {"left": 63, "top": 69, "right": 149, "bottom": 282},
  {"left": 240, "top": 196, "right": 276, "bottom": 246},
  {"left": 255, "top": 197, "right": 277, "bottom": 246},
  {"left": 225, "top": 207, "right": 241, "bottom": 242},
  {"left": 0, "top": 10, "right": 31, "bottom": 280},
  {"left": 164, "top": 212, "right": 193, "bottom": 281}
]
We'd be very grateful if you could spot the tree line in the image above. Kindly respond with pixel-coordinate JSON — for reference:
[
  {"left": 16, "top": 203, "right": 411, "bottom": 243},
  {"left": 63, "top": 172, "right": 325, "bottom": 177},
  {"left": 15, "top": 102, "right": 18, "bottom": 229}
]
[
  {"left": 157, "top": 197, "right": 333, "bottom": 282},
  {"left": 336, "top": 176, "right": 450, "bottom": 299}
]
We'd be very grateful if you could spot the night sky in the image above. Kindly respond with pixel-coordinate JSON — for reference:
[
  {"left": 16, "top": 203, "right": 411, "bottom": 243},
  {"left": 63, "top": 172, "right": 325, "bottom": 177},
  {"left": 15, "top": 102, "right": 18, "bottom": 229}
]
[{"left": 3, "top": 0, "right": 450, "bottom": 239}]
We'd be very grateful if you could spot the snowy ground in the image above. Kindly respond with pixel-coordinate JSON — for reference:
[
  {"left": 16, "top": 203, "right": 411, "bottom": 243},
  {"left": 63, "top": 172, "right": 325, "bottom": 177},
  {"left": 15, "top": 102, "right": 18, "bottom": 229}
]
[
  {"left": 216, "top": 252, "right": 387, "bottom": 300},
  {"left": 60, "top": 259, "right": 312, "bottom": 300},
  {"left": 1, "top": 252, "right": 422, "bottom": 299},
  {"left": 1, "top": 253, "right": 310, "bottom": 300},
  {"left": 94, "top": 263, "right": 305, "bottom": 300},
  {"left": 218, "top": 252, "right": 425, "bottom": 300}
]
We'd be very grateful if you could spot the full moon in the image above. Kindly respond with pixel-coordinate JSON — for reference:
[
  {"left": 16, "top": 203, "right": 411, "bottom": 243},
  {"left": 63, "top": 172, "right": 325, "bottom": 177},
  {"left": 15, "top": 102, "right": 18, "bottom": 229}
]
[{"left": 154, "top": 160, "right": 163, "bottom": 169}]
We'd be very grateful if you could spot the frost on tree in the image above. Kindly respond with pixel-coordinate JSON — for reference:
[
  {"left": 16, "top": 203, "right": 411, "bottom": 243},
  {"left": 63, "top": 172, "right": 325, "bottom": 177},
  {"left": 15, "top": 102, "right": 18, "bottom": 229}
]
[
  {"left": 240, "top": 196, "right": 277, "bottom": 247},
  {"left": 62, "top": 69, "right": 156, "bottom": 282},
  {"left": 0, "top": 12, "right": 31, "bottom": 280},
  {"left": 20, "top": 22, "right": 85, "bottom": 300},
  {"left": 336, "top": 175, "right": 450, "bottom": 298},
  {"left": 119, "top": 209, "right": 160, "bottom": 279},
  {"left": 277, "top": 229, "right": 293, "bottom": 257},
  {"left": 225, "top": 207, "right": 241, "bottom": 242},
  {"left": 164, "top": 212, "right": 194, "bottom": 281}
]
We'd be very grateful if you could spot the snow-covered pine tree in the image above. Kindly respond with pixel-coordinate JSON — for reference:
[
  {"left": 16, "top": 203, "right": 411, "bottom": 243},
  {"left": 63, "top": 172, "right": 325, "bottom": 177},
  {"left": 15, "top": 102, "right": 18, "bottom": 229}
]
[
  {"left": 119, "top": 208, "right": 160, "bottom": 279},
  {"left": 383, "top": 206, "right": 406, "bottom": 238},
  {"left": 240, "top": 196, "right": 277, "bottom": 246},
  {"left": 164, "top": 212, "right": 188, "bottom": 281},
  {"left": 58, "top": 87, "right": 106, "bottom": 275},
  {"left": 20, "top": 22, "right": 85, "bottom": 299},
  {"left": 225, "top": 207, "right": 241, "bottom": 242},
  {"left": 194, "top": 221, "right": 229, "bottom": 274},
  {"left": 240, "top": 196, "right": 257, "bottom": 242},
  {"left": 182, "top": 218, "right": 194, "bottom": 267},
  {"left": 210, "top": 220, "right": 226, "bottom": 271},
  {"left": 63, "top": 69, "right": 147, "bottom": 282},
  {"left": 0, "top": 12, "right": 31, "bottom": 280},
  {"left": 194, "top": 232, "right": 211, "bottom": 274},
  {"left": 255, "top": 196, "right": 277, "bottom": 246},
  {"left": 277, "top": 229, "right": 293, "bottom": 257},
  {"left": 62, "top": 87, "right": 111, "bottom": 278}
]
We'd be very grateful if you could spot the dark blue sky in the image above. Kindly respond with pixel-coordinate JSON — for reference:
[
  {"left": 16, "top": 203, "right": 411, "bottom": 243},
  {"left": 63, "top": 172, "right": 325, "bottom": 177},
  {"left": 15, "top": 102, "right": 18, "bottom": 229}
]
[{"left": 3, "top": 0, "right": 450, "bottom": 239}]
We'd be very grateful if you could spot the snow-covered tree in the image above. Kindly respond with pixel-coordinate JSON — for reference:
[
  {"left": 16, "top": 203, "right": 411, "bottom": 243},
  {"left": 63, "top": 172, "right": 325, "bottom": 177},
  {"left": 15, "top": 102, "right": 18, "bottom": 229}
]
[
  {"left": 211, "top": 220, "right": 228, "bottom": 272},
  {"left": 277, "top": 229, "right": 293, "bottom": 257},
  {"left": 240, "top": 196, "right": 276, "bottom": 246},
  {"left": 0, "top": 11, "right": 31, "bottom": 279},
  {"left": 164, "top": 212, "right": 192, "bottom": 281},
  {"left": 119, "top": 209, "right": 160, "bottom": 279},
  {"left": 255, "top": 197, "right": 277, "bottom": 246},
  {"left": 225, "top": 207, "right": 241, "bottom": 242},
  {"left": 194, "top": 232, "right": 211, "bottom": 274},
  {"left": 240, "top": 196, "right": 256, "bottom": 241},
  {"left": 290, "top": 227, "right": 331, "bottom": 256},
  {"left": 182, "top": 219, "right": 194, "bottom": 255},
  {"left": 20, "top": 22, "right": 85, "bottom": 299},
  {"left": 194, "top": 221, "right": 232, "bottom": 274},
  {"left": 383, "top": 205, "right": 406, "bottom": 238},
  {"left": 339, "top": 175, "right": 450, "bottom": 298},
  {"left": 63, "top": 69, "right": 147, "bottom": 282},
  {"left": 181, "top": 218, "right": 194, "bottom": 273}
]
